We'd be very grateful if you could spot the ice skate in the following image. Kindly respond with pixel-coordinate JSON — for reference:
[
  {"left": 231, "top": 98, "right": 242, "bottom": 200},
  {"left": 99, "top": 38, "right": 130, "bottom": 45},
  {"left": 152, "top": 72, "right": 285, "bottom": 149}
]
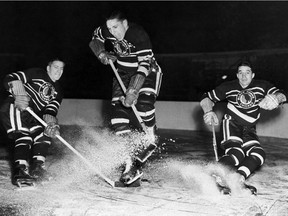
[
  {"left": 30, "top": 161, "right": 52, "bottom": 183},
  {"left": 212, "top": 174, "right": 231, "bottom": 195},
  {"left": 12, "top": 165, "right": 35, "bottom": 188},
  {"left": 242, "top": 182, "right": 257, "bottom": 195},
  {"left": 118, "top": 160, "right": 143, "bottom": 187},
  {"left": 239, "top": 175, "right": 257, "bottom": 195}
]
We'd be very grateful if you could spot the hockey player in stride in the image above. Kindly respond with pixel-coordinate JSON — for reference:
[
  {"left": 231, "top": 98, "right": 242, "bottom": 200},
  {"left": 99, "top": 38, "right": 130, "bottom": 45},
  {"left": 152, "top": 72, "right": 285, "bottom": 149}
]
[
  {"left": 200, "top": 60, "right": 287, "bottom": 195},
  {"left": 89, "top": 11, "right": 162, "bottom": 187},
  {"left": 0, "top": 58, "right": 65, "bottom": 188}
]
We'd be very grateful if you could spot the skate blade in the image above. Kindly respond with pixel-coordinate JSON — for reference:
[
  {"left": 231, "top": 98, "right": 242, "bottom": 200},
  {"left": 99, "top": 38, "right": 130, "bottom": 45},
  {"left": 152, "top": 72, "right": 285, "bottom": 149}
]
[
  {"left": 114, "top": 179, "right": 141, "bottom": 188},
  {"left": 14, "top": 181, "right": 36, "bottom": 191},
  {"left": 126, "top": 172, "right": 143, "bottom": 185},
  {"left": 243, "top": 184, "right": 257, "bottom": 196}
]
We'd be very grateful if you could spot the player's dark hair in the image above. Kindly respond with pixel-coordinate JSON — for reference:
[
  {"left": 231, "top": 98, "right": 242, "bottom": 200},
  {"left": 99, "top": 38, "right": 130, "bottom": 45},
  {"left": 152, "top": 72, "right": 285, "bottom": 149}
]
[
  {"left": 48, "top": 58, "right": 65, "bottom": 67},
  {"left": 106, "top": 10, "right": 127, "bottom": 22},
  {"left": 237, "top": 60, "right": 253, "bottom": 71}
]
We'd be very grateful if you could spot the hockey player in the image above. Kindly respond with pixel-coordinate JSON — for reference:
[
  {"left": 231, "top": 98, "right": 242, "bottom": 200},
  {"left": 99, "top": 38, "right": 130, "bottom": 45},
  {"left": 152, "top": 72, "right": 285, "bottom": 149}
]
[
  {"left": 89, "top": 11, "right": 162, "bottom": 186},
  {"left": 200, "top": 60, "right": 287, "bottom": 195},
  {"left": 0, "top": 58, "right": 65, "bottom": 188}
]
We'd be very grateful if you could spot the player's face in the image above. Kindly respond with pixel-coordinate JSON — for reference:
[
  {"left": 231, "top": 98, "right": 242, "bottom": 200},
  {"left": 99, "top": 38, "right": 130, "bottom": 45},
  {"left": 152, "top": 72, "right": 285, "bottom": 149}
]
[
  {"left": 47, "top": 60, "right": 65, "bottom": 82},
  {"left": 106, "top": 18, "right": 128, "bottom": 40},
  {"left": 237, "top": 66, "right": 255, "bottom": 88}
]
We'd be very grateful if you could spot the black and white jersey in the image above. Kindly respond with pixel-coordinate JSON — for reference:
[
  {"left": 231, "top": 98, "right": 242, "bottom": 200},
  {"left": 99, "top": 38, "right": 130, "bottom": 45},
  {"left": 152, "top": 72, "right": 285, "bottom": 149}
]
[
  {"left": 92, "top": 23, "right": 157, "bottom": 77},
  {"left": 203, "top": 79, "right": 285, "bottom": 126},
  {"left": 4, "top": 68, "right": 63, "bottom": 116}
]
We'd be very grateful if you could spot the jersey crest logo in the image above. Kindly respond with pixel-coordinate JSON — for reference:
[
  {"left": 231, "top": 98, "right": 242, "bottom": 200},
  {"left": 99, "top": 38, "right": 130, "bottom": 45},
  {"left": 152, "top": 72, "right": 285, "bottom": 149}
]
[
  {"left": 112, "top": 40, "right": 133, "bottom": 56},
  {"left": 39, "top": 83, "right": 56, "bottom": 102},
  {"left": 236, "top": 89, "right": 256, "bottom": 109}
]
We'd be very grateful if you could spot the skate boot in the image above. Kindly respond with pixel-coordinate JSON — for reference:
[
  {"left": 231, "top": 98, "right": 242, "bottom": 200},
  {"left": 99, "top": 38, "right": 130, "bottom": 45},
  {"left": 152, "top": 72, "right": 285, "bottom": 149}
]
[
  {"left": 12, "top": 164, "right": 35, "bottom": 188},
  {"left": 212, "top": 174, "right": 231, "bottom": 195},
  {"left": 30, "top": 160, "right": 52, "bottom": 183},
  {"left": 239, "top": 175, "right": 257, "bottom": 195},
  {"left": 119, "top": 160, "right": 143, "bottom": 187}
]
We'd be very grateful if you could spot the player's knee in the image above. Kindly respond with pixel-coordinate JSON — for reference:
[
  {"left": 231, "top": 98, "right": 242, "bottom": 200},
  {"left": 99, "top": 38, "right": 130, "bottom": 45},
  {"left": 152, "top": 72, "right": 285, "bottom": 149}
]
[
  {"left": 136, "top": 93, "right": 156, "bottom": 112},
  {"left": 224, "top": 147, "right": 245, "bottom": 166},
  {"left": 220, "top": 140, "right": 244, "bottom": 165},
  {"left": 111, "top": 123, "right": 131, "bottom": 136},
  {"left": 247, "top": 146, "right": 266, "bottom": 165},
  {"left": 218, "top": 155, "right": 237, "bottom": 169},
  {"left": 14, "top": 136, "right": 33, "bottom": 148}
]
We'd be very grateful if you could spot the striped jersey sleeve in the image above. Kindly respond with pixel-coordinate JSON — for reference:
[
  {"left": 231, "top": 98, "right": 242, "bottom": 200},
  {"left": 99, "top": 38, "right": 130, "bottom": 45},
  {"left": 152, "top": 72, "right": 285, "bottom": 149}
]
[{"left": 4, "top": 68, "right": 63, "bottom": 116}]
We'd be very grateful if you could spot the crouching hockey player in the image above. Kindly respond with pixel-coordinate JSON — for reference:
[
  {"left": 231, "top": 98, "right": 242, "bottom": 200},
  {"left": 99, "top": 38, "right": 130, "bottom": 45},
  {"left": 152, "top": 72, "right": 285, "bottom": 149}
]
[
  {"left": 200, "top": 60, "right": 287, "bottom": 195},
  {"left": 89, "top": 10, "right": 162, "bottom": 187},
  {"left": 0, "top": 58, "right": 65, "bottom": 188}
]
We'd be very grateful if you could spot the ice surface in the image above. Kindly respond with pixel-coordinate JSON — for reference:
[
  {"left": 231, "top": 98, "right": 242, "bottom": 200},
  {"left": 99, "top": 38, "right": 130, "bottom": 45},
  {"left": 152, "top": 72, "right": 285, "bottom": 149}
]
[{"left": 0, "top": 127, "right": 288, "bottom": 216}]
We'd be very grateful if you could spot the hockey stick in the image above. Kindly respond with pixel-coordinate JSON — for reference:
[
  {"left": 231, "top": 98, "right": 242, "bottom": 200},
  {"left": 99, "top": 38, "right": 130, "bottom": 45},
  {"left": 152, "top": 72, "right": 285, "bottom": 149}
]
[
  {"left": 109, "top": 59, "right": 148, "bottom": 134},
  {"left": 212, "top": 124, "right": 219, "bottom": 162},
  {"left": 26, "top": 107, "right": 115, "bottom": 187}
]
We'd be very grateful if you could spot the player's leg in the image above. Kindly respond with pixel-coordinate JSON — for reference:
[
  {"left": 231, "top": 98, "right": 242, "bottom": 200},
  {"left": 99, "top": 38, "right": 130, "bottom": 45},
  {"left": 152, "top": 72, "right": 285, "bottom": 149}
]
[
  {"left": 136, "top": 93, "right": 157, "bottom": 143},
  {"left": 235, "top": 127, "right": 265, "bottom": 194},
  {"left": 213, "top": 115, "right": 244, "bottom": 194},
  {"left": 0, "top": 103, "right": 34, "bottom": 186},
  {"left": 110, "top": 76, "right": 133, "bottom": 135},
  {"left": 30, "top": 127, "right": 53, "bottom": 182},
  {"left": 237, "top": 126, "right": 265, "bottom": 179},
  {"left": 110, "top": 79, "right": 141, "bottom": 186},
  {"left": 120, "top": 94, "right": 160, "bottom": 186},
  {"left": 110, "top": 101, "right": 132, "bottom": 135},
  {"left": 218, "top": 115, "right": 245, "bottom": 168},
  {"left": 120, "top": 70, "right": 162, "bottom": 186},
  {"left": 137, "top": 66, "right": 162, "bottom": 141}
]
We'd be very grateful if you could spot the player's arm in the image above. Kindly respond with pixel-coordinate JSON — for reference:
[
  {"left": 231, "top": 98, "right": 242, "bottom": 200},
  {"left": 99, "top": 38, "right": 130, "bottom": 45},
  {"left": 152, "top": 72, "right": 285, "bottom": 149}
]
[
  {"left": 4, "top": 71, "right": 30, "bottom": 111},
  {"left": 259, "top": 91, "right": 287, "bottom": 110},
  {"left": 122, "top": 28, "right": 152, "bottom": 107},
  {"left": 259, "top": 81, "right": 287, "bottom": 110},
  {"left": 43, "top": 87, "right": 63, "bottom": 138},
  {"left": 200, "top": 95, "right": 219, "bottom": 125},
  {"left": 89, "top": 26, "right": 116, "bottom": 65}
]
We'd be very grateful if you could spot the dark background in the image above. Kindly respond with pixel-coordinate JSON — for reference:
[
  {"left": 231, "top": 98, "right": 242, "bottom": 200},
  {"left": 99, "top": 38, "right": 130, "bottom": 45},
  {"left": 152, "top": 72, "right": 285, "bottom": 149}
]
[{"left": 1, "top": 1, "right": 288, "bottom": 101}]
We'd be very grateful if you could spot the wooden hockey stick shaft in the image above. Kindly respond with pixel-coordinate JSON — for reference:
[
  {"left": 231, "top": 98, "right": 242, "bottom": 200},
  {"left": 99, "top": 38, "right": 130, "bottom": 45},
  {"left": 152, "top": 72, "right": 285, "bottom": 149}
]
[
  {"left": 212, "top": 124, "right": 219, "bottom": 162},
  {"left": 109, "top": 60, "right": 148, "bottom": 133},
  {"left": 26, "top": 107, "right": 115, "bottom": 187}
]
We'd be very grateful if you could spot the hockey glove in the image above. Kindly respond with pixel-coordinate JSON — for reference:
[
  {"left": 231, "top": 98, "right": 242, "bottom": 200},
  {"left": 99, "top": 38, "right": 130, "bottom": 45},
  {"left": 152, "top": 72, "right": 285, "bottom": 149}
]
[
  {"left": 200, "top": 97, "right": 215, "bottom": 114},
  {"left": 203, "top": 111, "right": 219, "bottom": 125},
  {"left": 121, "top": 73, "right": 146, "bottom": 107},
  {"left": 122, "top": 88, "right": 138, "bottom": 107},
  {"left": 43, "top": 114, "right": 60, "bottom": 138},
  {"left": 98, "top": 51, "right": 117, "bottom": 65},
  {"left": 8, "top": 80, "right": 30, "bottom": 111},
  {"left": 258, "top": 94, "right": 285, "bottom": 110}
]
